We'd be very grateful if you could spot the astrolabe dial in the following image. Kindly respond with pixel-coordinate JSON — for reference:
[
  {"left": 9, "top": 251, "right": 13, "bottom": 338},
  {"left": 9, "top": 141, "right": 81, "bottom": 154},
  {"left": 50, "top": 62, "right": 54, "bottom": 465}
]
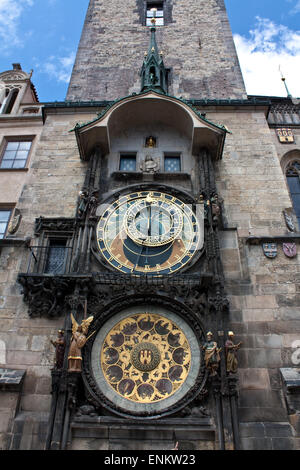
[
  {"left": 96, "top": 191, "right": 203, "bottom": 275},
  {"left": 125, "top": 193, "right": 183, "bottom": 247},
  {"left": 101, "top": 313, "right": 191, "bottom": 404}
]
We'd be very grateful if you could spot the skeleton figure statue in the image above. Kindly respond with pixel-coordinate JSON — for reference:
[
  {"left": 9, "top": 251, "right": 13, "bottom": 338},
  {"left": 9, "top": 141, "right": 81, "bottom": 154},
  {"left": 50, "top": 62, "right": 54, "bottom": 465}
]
[{"left": 68, "top": 314, "right": 94, "bottom": 373}]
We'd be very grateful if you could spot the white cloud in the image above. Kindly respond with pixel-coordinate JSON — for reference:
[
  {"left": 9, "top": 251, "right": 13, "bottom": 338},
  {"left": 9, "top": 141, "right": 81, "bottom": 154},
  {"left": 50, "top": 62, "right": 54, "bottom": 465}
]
[
  {"left": 233, "top": 17, "right": 300, "bottom": 97},
  {"left": 290, "top": 1, "right": 300, "bottom": 13},
  {"left": 40, "top": 52, "right": 76, "bottom": 83},
  {"left": 0, "top": 0, "right": 33, "bottom": 52}
]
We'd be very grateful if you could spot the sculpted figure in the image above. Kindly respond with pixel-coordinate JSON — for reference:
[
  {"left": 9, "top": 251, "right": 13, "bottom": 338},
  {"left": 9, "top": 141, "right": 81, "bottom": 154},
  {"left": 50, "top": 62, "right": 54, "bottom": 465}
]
[
  {"left": 77, "top": 190, "right": 88, "bottom": 217},
  {"left": 202, "top": 332, "right": 221, "bottom": 376},
  {"left": 140, "top": 154, "right": 159, "bottom": 173},
  {"left": 68, "top": 314, "right": 94, "bottom": 372},
  {"left": 225, "top": 331, "right": 242, "bottom": 374},
  {"left": 51, "top": 329, "right": 65, "bottom": 369},
  {"left": 145, "top": 136, "right": 156, "bottom": 148}
]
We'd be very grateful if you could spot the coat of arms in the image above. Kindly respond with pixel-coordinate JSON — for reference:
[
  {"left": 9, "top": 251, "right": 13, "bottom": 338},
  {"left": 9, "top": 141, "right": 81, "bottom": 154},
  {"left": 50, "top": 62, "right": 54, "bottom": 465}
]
[
  {"left": 283, "top": 242, "right": 297, "bottom": 258},
  {"left": 262, "top": 243, "right": 277, "bottom": 258}
]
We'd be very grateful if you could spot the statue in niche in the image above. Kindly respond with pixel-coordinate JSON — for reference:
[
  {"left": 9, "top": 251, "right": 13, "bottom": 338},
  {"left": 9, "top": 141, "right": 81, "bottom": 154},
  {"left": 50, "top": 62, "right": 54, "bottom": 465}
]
[
  {"left": 51, "top": 329, "right": 66, "bottom": 370},
  {"left": 202, "top": 332, "right": 221, "bottom": 376},
  {"left": 211, "top": 194, "right": 222, "bottom": 223},
  {"left": 88, "top": 191, "right": 99, "bottom": 218},
  {"left": 68, "top": 314, "right": 94, "bottom": 373},
  {"left": 77, "top": 190, "right": 88, "bottom": 217},
  {"left": 225, "top": 331, "right": 242, "bottom": 374},
  {"left": 140, "top": 154, "right": 159, "bottom": 173},
  {"left": 145, "top": 136, "right": 156, "bottom": 148}
]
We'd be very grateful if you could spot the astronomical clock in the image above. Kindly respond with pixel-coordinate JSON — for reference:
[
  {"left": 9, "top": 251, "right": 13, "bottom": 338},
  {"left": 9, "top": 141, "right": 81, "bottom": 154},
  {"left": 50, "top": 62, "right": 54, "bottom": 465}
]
[
  {"left": 80, "top": 189, "right": 208, "bottom": 417},
  {"left": 96, "top": 190, "right": 204, "bottom": 275}
]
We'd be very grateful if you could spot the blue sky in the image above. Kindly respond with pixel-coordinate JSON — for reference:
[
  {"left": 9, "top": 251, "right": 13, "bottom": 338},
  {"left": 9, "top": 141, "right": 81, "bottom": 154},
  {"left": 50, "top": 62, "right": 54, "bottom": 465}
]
[{"left": 0, "top": 0, "right": 299, "bottom": 102}]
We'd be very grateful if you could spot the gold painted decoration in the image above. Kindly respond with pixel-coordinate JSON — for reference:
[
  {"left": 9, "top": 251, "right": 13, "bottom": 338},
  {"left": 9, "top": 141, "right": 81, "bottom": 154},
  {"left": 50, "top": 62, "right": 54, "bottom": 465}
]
[
  {"left": 97, "top": 191, "right": 203, "bottom": 275},
  {"left": 101, "top": 313, "right": 191, "bottom": 403},
  {"left": 276, "top": 128, "right": 294, "bottom": 143}
]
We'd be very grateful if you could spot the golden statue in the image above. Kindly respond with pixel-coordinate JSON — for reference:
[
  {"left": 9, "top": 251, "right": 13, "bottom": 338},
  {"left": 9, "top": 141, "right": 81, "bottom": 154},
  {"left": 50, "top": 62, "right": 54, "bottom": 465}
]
[
  {"left": 202, "top": 332, "right": 221, "bottom": 376},
  {"left": 225, "top": 331, "right": 242, "bottom": 374},
  {"left": 68, "top": 314, "right": 94, "bottom": 373},
  {"left": 145, "top": 136, "right": 156, "bottom": 148}
]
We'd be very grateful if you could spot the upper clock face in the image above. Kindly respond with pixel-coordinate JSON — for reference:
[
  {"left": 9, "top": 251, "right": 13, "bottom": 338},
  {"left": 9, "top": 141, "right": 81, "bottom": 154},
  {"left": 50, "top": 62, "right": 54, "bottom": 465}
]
[{"left": 96, "top": 191, "right": 203, "bottom": 275}]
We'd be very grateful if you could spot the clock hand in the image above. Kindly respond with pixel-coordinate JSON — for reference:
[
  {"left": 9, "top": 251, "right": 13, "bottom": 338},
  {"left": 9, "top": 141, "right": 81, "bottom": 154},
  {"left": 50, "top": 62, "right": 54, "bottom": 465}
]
[{"left": 135, "top": 242, "right": 145, "bottom": 269}]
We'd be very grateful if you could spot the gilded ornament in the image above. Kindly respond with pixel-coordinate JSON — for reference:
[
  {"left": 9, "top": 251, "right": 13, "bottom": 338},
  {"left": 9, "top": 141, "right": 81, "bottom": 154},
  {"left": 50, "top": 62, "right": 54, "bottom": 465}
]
[
  {"left": 101, "top": 313, "right": 191, "bottom": 403},
  {"left": 68, "top": 313, "right": 94, "bottom": 373}
]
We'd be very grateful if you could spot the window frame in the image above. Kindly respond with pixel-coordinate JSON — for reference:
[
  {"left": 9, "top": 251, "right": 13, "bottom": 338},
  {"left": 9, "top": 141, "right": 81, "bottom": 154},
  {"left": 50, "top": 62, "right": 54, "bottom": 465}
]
[
  {"left": 119, "top": 152, "right": 138, "bottom": 172},
  {"left": 163, "top": 153, "right": 182, "bottom": 173},
  {"left": 0, "top": 207, "right": 13, "bottom": 240},
  {"left": 285, "top": 160, "right": 300, "bottom": 231},
  {"left": 0, "top": 136, "right": 34, "bottom": 171},
  {"left": 43, "top": 237, "right": 69, "bottom": 275},
  {"left": 146, "top": 1, "right": 164, "bottom": 26}
]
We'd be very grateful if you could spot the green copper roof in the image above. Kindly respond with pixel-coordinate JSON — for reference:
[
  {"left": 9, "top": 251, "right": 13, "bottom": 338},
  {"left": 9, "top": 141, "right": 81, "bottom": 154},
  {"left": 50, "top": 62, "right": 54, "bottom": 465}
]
[{"left": 70, "top": 88, "right": 229, "bottom": 133}]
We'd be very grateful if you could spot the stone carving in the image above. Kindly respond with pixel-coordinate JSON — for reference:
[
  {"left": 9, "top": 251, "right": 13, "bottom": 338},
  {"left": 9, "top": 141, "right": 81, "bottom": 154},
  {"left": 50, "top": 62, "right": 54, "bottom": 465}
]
[
  {"left": 225, "top": 332, "right": 242, "bottom": 374},
  {"left": 262, "top": 243, "right": 277, "bottom": 259},
  {"left": 283, "top": 209, "right": 295, "bottom": 233},
  {"left": 75, "top": 404, "right": 98, "bottom": 417},
  {"left": 51, "top": 330, "right": 66, "bottom": 369},
  {"left": 140, "top": 154, "right": 159, "bottom": 173},
  {"left": 34, "top": 217, "right": 75, "bottom": 236},
  {"left": 18, "top": 275, "right": 70, "bottom": 318},
  {"left": 68, "top": 314, "right": 94, "bottom": 372},
  {"left": 202, "top": 332, "right": 221, "bottom": 376},
  {"left": 283, "top": 242, "right": 297, "bottom": 258},
  {"left": 7, "top": 209, "right": 22, "bottom": 235}
]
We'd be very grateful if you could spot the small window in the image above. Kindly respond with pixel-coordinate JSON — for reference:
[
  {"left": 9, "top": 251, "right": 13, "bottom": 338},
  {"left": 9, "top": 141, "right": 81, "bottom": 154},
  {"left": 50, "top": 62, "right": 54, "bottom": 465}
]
[
  {"left": 286, "top": 161, "right": 300, "bottom": 229},
  {"left": 4, "top": 89, "right": 19, "bottom": 114},
  {"left": 44, "top": 240, "right": 68, "bottom": 274},
  {"left": 0, "top": 89, "right": 10, "bottom": 114},
  {"left": 146, "top": 2, "right": 164, "bottom": 26},
  {"left": 0, "top": 209, "right": 12, "bottom": 239},
  {"left": 119, "top": 154, "right": 137, "bottom": 172},
  {"left": 164, "top": 155, "right": 181, "bottom": 173},
  {"left": 0, "top": 140, "right": 32, "bottom": 169}
]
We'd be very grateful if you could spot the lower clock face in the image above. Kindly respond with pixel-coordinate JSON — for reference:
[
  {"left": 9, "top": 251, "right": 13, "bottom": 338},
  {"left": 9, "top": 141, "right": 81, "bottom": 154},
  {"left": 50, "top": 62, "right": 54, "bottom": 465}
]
[
  {"left": 96, "top": 191, "right": 203, "bottom": 275},
  {"left": 101, "top": 313, "right": 191, "bottom": 404},
  {"left": 90, "top": 307, "right": 202, "bottom": 416}
]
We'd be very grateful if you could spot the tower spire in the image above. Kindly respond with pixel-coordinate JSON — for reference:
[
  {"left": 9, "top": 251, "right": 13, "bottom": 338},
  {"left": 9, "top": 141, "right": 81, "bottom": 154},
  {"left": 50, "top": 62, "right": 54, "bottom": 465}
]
[
  {"left": 140, "top": 15, "right": 167, "bottom": 94},
  {"left": 279, "top": 65, "right": 292, "bottom": 99}
]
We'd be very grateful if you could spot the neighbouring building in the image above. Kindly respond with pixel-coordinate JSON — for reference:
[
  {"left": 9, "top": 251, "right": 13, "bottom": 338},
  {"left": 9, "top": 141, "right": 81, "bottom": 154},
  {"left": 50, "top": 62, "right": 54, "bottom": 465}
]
[{"left": 0, "top": 0, "right": 300, "bottom": 451}]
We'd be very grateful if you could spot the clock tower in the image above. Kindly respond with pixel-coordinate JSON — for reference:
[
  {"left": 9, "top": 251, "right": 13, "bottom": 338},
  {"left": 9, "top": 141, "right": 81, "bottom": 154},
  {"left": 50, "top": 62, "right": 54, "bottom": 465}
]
[{"left": 8, "top": 0, "right": 299, "bottom": 452}]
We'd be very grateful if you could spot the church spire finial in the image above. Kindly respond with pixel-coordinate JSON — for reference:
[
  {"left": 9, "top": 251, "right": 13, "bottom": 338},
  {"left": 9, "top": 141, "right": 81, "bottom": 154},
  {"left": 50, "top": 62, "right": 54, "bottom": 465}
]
[
  {"left": 140, "top": 15, "right": 168, "bottom": 94},
  {"left": 279, "top": 65, "right": 292, "bottom": 99}
]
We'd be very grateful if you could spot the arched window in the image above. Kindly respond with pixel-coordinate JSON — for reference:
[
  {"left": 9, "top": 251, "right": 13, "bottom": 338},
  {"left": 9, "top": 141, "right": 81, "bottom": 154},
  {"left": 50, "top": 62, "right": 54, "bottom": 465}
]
[
  {"left": 4, "top": 89, "right": 19, "bottom": 114},
  {"left": 0, "top": 88, "right": 19, "bottom": 114},
  {"left": 286, "top": 160, "right": 300, "bottom": 229},
  {"left": 0, "top": 89, "right": 9, "bottom": 114}
]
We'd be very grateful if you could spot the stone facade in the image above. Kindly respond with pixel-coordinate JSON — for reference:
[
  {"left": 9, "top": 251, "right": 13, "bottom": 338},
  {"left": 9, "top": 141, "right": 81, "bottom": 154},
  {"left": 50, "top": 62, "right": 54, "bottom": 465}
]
[
  {"left": 67, "top": 0, "right": 246, "bottom": 101},
  {"left": 0, "top": 0, "right": 300, "bottom": 452}
]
